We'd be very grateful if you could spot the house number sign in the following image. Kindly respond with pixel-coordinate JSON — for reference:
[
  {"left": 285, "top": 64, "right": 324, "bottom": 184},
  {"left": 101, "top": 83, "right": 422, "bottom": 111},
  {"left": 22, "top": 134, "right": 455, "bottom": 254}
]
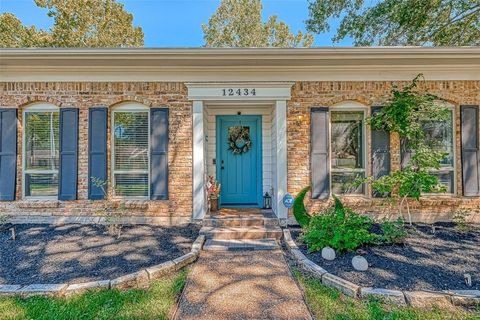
[{"left": 222, "top": 88, "right": 257, "bottom": 97}]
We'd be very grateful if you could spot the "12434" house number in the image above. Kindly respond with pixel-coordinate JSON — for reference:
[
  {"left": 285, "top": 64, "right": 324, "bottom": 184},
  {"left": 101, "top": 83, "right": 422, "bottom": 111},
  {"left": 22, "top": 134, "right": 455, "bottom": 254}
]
[{"left": 222, "top": 88, "right": 257, "bottom": 96}]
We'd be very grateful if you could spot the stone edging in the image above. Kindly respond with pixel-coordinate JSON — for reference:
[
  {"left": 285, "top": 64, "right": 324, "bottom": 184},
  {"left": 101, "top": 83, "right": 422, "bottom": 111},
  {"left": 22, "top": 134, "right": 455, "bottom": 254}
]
[
  {"left": 283, "top": 229, "right": 479, "bottom": 309},
  {"left": 0, "top": 235, "right": 206, "bottom": 297}
]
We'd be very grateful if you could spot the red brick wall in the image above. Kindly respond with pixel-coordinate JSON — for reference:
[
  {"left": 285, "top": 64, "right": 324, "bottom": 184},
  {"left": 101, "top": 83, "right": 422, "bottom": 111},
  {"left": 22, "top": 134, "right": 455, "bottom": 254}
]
[
  {"left": 0, "top": 82, "right": 193, "bottom": 219},
  {"left": 287, "top": 81, "right": 480, "bottom": 222},
  {"left": 1, "top": 80, "right": 479, "bottom": 223}
]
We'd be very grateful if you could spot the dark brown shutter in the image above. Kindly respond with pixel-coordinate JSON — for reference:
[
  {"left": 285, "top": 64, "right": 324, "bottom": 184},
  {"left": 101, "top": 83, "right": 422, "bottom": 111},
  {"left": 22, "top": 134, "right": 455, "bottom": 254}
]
[
  {"left": 461, "top": 105, "right": 480, "bottom": 196},
  {"left": 311, "top": 107, "right": 330, "bottom": 199},
  {"left": 371, "top": 106, "right": 390, "bottom": 197}
]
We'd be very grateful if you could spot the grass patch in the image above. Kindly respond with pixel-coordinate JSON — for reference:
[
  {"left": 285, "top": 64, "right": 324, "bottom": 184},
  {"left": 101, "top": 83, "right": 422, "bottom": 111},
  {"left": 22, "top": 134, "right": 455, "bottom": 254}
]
[
  {"left": 0, "top": 269, "right": 187, "bottom": 320},
  {"left": 293, "top": 269, "right": 480, "bottom": 320}
]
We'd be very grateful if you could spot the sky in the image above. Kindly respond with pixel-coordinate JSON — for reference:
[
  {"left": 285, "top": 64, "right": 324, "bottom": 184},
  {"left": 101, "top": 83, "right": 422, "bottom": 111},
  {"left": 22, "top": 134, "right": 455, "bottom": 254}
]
[{"left": 0, "top": 0, "right": 354, "bottom": 47}]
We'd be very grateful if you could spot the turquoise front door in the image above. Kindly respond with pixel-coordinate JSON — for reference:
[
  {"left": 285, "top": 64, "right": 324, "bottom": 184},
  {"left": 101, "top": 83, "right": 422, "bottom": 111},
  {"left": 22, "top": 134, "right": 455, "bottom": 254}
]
[{"left": 216, "top": 115, "right": 262, "bottom": 207}]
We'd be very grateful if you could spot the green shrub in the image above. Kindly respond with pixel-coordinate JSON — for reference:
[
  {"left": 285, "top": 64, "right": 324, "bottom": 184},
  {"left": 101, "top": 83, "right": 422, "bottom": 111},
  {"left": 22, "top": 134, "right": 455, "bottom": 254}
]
[
  {"left": 379, "top": 218, "right": 407, "bottom": 244},
  {"left": 293, "top": 186, "right": 311, "bottom": 228},
  {"left": 303, "top": 195, "right": 379, "bottom": 253}
]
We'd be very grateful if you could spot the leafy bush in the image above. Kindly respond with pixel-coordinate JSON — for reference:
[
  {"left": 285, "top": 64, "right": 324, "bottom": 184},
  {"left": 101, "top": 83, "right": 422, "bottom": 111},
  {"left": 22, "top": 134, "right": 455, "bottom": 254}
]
[
  {"left": 293, "top": 186, "right": 311, "bottom": 228},
  {"left": 379, "top": 218, "right": 407, "bottom": 244},
  {"left": 303, "top": 195, "right": 379, "bottom": 252}
]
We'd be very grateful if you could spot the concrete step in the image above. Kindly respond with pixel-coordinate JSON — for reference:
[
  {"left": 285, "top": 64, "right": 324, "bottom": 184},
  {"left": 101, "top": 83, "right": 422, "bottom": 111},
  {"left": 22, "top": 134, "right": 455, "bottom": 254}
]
[
  {"left": 199, "top": 226, "right": 283, "bottom": 240},
  {"left": 202, "top": 216, "right": 279, "bottom": 228},
  {"left": 203, "top": 239, "right": 280, "bottom": 251}
]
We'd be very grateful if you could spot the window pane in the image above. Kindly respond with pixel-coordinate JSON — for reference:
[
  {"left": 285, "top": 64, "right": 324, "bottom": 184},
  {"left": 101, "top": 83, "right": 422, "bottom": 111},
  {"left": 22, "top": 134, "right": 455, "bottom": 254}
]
[
  {"left": 25, "top": 173, "right": 58, "bottom": 197},
  {"left": 25, "top": 112, "right": 60, "bottom": 171},
  {"left": 331, "top": 112, "right": 364, "bottom": 169},
  {"left": 431, "top": 171, "right": 455, "bottom": 194},
  {"left": 332, "top": 172, "right": 365, "bottom": 195},
  {"left": 422, "top": 111, "right": 454, "bottom": 167},
  {"left": 114, "top": 173, "right": 148, "bottom": 197},
  {"left": 114, "top": 112, "right": 149, "bottom": 171}
]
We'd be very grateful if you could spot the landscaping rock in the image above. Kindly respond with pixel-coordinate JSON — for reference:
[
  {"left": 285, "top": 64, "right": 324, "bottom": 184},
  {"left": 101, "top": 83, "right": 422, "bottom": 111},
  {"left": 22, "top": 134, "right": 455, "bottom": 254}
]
[
  {"left": 19, "top": 283, "right": 68, "bottom": 296},
  {"left": 0, "top": 285, "right": 22, "bottom": 296},
  {"left": 322, "top": 273, "right": 360, "bottom": 297},
  {"left": 111, "top": 270, "right": 149, "bottom": 290},
  {"left": 191, "top": 235, "right": 206, "bottom": 252},
  {"left": 290, "top": 248, "right": 308, "bottom": 262},
  {"left": 300, "top": 259, "right": 328, "bottom": 277},
  {"left": 173, "top": 252, "right": 198, "bottom": 269},
  {"left": 352, "top": 256, "right": 368, "bottom": 271},
  {"left": 146, "top": 261, "right": 176, "bottom": 280},
  {"left": 321, "top": 247, "right": 336, "bottom": 260},
  {"left": 404, "top": 291, "right": 453, "bottom": 309},
  {"left": 360, "top": 288, "right": 407, "bottom": 305},
  {"left": 65, "top": 280, "right": 110, "bottom": 296},
  {"left": 446, "top": 290, "right": 480, "bottom": 307}
]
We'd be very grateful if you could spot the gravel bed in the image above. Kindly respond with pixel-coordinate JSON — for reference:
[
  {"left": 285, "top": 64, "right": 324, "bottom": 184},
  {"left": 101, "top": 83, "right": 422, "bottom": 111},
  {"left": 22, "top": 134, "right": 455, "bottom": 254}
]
[
  {"left": 0, "top": 223, "right": 200, "bottom": 285},
  {"left": 291, "top": 223, "right": 480, "bottom": 291}
]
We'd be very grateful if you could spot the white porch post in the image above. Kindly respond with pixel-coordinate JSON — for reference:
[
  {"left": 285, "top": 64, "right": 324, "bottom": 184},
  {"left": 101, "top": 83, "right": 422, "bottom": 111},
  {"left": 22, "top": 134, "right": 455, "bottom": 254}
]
[
  {"left": 275, "top": 100, "right": 288, "bottom": 221},
  {"left": 192, "top": 100, "right": 206, "bottom": 220}
]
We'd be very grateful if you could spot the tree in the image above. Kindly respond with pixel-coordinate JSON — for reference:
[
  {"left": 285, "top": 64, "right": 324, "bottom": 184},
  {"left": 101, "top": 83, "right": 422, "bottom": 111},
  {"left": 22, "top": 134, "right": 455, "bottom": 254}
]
[
  {"left": 0, "top": 0, "right": 143, "bottom": 48},
  {"left": 306, "top": 0, "right": 480, "bottom": 46},
  {"left": 203, "top": 0, "right": 313, "bottom": 47},
  {"left": 359, "top": 75, "right": 449, "bottom": 224}
]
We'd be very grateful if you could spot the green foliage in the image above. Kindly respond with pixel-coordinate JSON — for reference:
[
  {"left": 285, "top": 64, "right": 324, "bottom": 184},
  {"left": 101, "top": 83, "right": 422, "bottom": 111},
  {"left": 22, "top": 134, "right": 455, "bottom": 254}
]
[
  {"left": 0, "top": 270, "right": 187, "bottom": 320},
  {"left": 303, "top": 196, "right": 378, "bottom": 252},
  {"left": 379, "top": 218, "right": 407, "bottom": 244},
  {"left": 293, "top": 186, "right": 311, "bottom": 228},
  {"left": 202, "top": 0, "right": 313, "bottom": 47},
  {"left": 294, "top": 269, "right": 480, "bottom": 320},
  {"left": 1, "top": 0, "right": 143, "bottom": 48},
  {"left": 306, "top": 0, "right": 480, "bottom": 46},
  {"left": 303, "top": 196, "right": 408, "bottom": 252},
  {"left": 353, "top": 75, "right": 450, "bottom": 223}
]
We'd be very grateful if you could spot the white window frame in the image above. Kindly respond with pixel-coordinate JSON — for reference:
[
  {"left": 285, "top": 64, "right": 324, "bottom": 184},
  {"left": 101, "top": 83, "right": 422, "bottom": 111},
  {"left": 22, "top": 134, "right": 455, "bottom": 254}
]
[
  {"left": 111, "top": 103, "right": 150, "bottom": 200},
  {"left": 420, "top": 103, "right": 457, "bottom": 196},
  {"left": 329, "top": 101, "right": 368, "bottom": 196},
  {"left": 22, "top": 103, "right": 60, "bottom": 200}
]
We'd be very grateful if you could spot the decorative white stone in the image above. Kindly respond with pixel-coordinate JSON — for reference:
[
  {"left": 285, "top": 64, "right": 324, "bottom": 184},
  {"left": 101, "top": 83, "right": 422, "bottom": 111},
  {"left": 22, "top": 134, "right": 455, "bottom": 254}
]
[
  {"left": 352, "top": 255, "right": 368, "bottom": 271},
  {"left": 321, "top": 247, "right": 336, "bottom": 260}
]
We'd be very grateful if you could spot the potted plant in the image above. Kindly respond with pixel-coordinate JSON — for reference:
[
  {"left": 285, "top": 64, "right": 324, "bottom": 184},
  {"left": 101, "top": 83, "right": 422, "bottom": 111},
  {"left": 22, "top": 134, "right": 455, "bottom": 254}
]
[{"left": 207, "top": 176, "right": 221, "bottom": 212}]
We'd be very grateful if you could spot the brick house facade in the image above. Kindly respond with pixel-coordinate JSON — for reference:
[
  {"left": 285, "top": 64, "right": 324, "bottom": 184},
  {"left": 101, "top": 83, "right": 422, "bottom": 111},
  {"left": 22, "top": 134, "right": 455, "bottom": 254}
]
[{"left": 0, "top": 48, "right": 479, "bottom": 224}]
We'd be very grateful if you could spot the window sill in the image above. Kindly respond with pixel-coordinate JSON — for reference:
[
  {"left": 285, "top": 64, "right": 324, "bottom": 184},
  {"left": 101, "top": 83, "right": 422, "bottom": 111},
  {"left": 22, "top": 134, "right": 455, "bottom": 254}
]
[{"left": 18, "top": 200, "right": 60, "bottom": 209}]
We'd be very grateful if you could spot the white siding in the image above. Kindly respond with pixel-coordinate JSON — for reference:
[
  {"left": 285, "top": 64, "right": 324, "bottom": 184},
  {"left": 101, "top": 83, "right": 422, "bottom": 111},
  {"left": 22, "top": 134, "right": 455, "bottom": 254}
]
[{"left": 204, "top": 105, "right": 274, "bottom": 196}]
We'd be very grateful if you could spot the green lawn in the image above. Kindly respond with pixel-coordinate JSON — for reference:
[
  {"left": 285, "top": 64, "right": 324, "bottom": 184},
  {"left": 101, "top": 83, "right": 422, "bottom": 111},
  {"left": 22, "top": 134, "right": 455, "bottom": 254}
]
[
  {"left": 0, "top": 269, "right": 187, "bottom": 320},
  {"left": 293, "top": 269, "right": 480, "bottom": 320}
]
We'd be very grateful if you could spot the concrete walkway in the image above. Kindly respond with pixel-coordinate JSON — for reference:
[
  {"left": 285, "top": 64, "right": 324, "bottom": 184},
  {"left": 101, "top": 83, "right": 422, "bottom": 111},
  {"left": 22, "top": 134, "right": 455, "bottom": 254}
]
[{"left": 176, "top": 250, "right": 312, "bottom": 320}]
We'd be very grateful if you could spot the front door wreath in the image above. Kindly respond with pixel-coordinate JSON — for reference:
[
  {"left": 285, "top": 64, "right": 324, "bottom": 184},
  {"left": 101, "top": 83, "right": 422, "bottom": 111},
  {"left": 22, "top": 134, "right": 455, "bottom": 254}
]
[{"left": 228, "top": 126, "right": 252, "bottom": 155}]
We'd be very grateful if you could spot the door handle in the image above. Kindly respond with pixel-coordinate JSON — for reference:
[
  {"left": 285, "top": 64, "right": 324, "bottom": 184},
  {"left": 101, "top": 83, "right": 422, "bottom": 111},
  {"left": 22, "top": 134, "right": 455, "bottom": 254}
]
[{"left": 221, "top": 166, "right": 225, "bottom": 170}]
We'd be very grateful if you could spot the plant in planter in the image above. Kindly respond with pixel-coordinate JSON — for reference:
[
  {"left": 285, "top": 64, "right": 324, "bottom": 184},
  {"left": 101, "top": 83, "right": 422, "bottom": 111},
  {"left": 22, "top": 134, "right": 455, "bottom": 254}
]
[
  {"left": 356, "top": 74, "right": 450, "bottom": 225},
  {"left": 91, "top": 177, "right": 127, "bottom": 238},
  {"left": 207, "top": 176, "right": 221, "bottom": 212}
]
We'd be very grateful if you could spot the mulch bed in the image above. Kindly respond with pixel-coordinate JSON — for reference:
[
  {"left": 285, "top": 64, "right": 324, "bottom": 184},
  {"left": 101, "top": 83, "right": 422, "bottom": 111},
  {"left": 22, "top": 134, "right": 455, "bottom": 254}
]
[
  {"left": 291, "top": 222, "right": 480, "bottom": 291},
  {"left": 0, "top": 223, "right": 200, "bottom": 285}
]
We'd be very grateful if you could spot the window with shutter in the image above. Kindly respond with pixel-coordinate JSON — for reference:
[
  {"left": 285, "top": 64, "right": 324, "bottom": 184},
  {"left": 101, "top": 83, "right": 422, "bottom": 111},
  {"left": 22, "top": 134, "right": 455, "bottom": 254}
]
[
  {"left": 330, "top": 109, "right": 366, "bottom": 195},
  {"left": 400, "top": 107, "right": 456, "bottom": 194},
  {"left": 112, "top": 107, "right": 149, "bottom": 198},
  {"left": 23, "top": 104, "right": 60, "bottom": 198}
]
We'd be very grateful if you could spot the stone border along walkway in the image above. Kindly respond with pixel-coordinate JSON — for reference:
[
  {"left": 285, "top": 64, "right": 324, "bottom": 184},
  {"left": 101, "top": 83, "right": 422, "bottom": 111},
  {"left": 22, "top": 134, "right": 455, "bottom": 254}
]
[
  {"left": 283, "top": 229, "right": 480, "bottom": 309},
  {"left": 0, "top": 235, "right": 206, "bottom": 297}
]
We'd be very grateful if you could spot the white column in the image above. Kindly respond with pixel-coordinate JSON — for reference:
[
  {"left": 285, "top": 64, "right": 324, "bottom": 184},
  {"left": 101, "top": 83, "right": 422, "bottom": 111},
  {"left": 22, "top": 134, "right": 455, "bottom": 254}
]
[
  {"left": 192, "top": 100, "right": 206, "bottom": 220},
  {"left": 275, "top": 100, "right": 288, "bottom": 221}
]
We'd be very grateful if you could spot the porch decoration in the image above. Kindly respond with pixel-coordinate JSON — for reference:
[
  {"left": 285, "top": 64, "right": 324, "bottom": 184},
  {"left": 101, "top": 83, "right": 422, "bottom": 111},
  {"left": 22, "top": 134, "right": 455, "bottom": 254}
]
[
  {"left": 263, "top": 192, "right": 272, "bottom": 209},
  {"left": 207, "top": 176, "right": 221, "bottom": 212},
  {"left": 227, "top": 126, "right": 252, "bottom": 155}
]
